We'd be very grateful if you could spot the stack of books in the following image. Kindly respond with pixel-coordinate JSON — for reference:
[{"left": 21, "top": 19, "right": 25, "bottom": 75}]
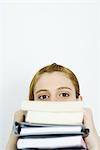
[{"left": 14, "top": 101, "right": 89, "bottom": 150}]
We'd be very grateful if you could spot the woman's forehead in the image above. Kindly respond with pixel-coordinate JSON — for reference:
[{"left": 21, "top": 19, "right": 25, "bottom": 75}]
[{"left": 34, "top": 72, "right": 75, "bottom": 91}]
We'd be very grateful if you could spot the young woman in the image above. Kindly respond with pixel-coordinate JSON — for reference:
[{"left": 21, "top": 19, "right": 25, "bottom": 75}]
[{"left": 6, "top": 63, "right": 100, "bottom": 150}]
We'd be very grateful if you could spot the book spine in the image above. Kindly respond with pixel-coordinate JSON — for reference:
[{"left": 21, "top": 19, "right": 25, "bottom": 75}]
[{"left": 21, "top": 101, "right": 83, "bottom": 112}]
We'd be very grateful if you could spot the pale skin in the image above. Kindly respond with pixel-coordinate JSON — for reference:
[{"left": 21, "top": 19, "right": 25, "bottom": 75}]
[{"left": 6, "top": 72, "right": 100, "bottom": 150}]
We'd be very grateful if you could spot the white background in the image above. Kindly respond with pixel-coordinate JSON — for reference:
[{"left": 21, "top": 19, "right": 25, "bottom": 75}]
[{"left": 0, "top": 0, "right": 100, "bottom": 149}]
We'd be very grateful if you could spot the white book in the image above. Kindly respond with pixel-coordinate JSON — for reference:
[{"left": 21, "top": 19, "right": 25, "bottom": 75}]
[
  {"left": 25, "top": 111, "right": 83, "bottom": 125},
  {"left": 21, "top": 101, "right": 83, "bottom": 112},
  {"left": 17, "top": 135, "right": 86, "bottom": 149},
  {"left": 20, "top": 125, "right": 83, "bottom": 136}
]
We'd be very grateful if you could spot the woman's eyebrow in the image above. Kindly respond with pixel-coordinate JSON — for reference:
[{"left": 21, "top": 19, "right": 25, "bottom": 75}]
[
  {"left": 57, "top": 87, "right": 72, "bottom": 90},
  {"left": 35, "top": 89, "right": 48, "bottom": 94}
]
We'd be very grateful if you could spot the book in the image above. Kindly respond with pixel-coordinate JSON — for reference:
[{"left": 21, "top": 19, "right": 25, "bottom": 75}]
[
  {"left": 17, "top": 147, "right": 87, "bottom": 149},
  {"left": 21, "top": 101, "right": 83, "bottom": 112},
  {"left": 17, "top": 135, "right": 87, "bottom": 149},
  {"left": 17, "top": 101, "right": 87, "bottom": 150},
  {"left": 18, "top": 125, "right": 83, "bottom": 136},
  {"left": 14, "top": 121, "right": 89, "bottom": 136},
  {"left": 25, "top": 111, "right": 83, "bottom": 125}
]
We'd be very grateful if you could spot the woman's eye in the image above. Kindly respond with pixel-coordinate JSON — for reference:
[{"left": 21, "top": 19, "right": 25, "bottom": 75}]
[
  {"left": 38, "top": 95, "right": 49, "bottom": 100},
  {"left": 59, "top": 92, "right": 69, "bottom": 97}
]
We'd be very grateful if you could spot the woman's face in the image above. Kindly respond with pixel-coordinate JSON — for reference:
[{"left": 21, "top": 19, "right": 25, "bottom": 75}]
[{"left": 34, "top": 71, "right": 79, "bottom": 101}]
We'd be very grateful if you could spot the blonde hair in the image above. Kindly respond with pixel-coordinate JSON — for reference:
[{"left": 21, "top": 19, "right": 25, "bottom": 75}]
[{"left": 29, "top": 63, "right": 80, "bottom": 100}]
